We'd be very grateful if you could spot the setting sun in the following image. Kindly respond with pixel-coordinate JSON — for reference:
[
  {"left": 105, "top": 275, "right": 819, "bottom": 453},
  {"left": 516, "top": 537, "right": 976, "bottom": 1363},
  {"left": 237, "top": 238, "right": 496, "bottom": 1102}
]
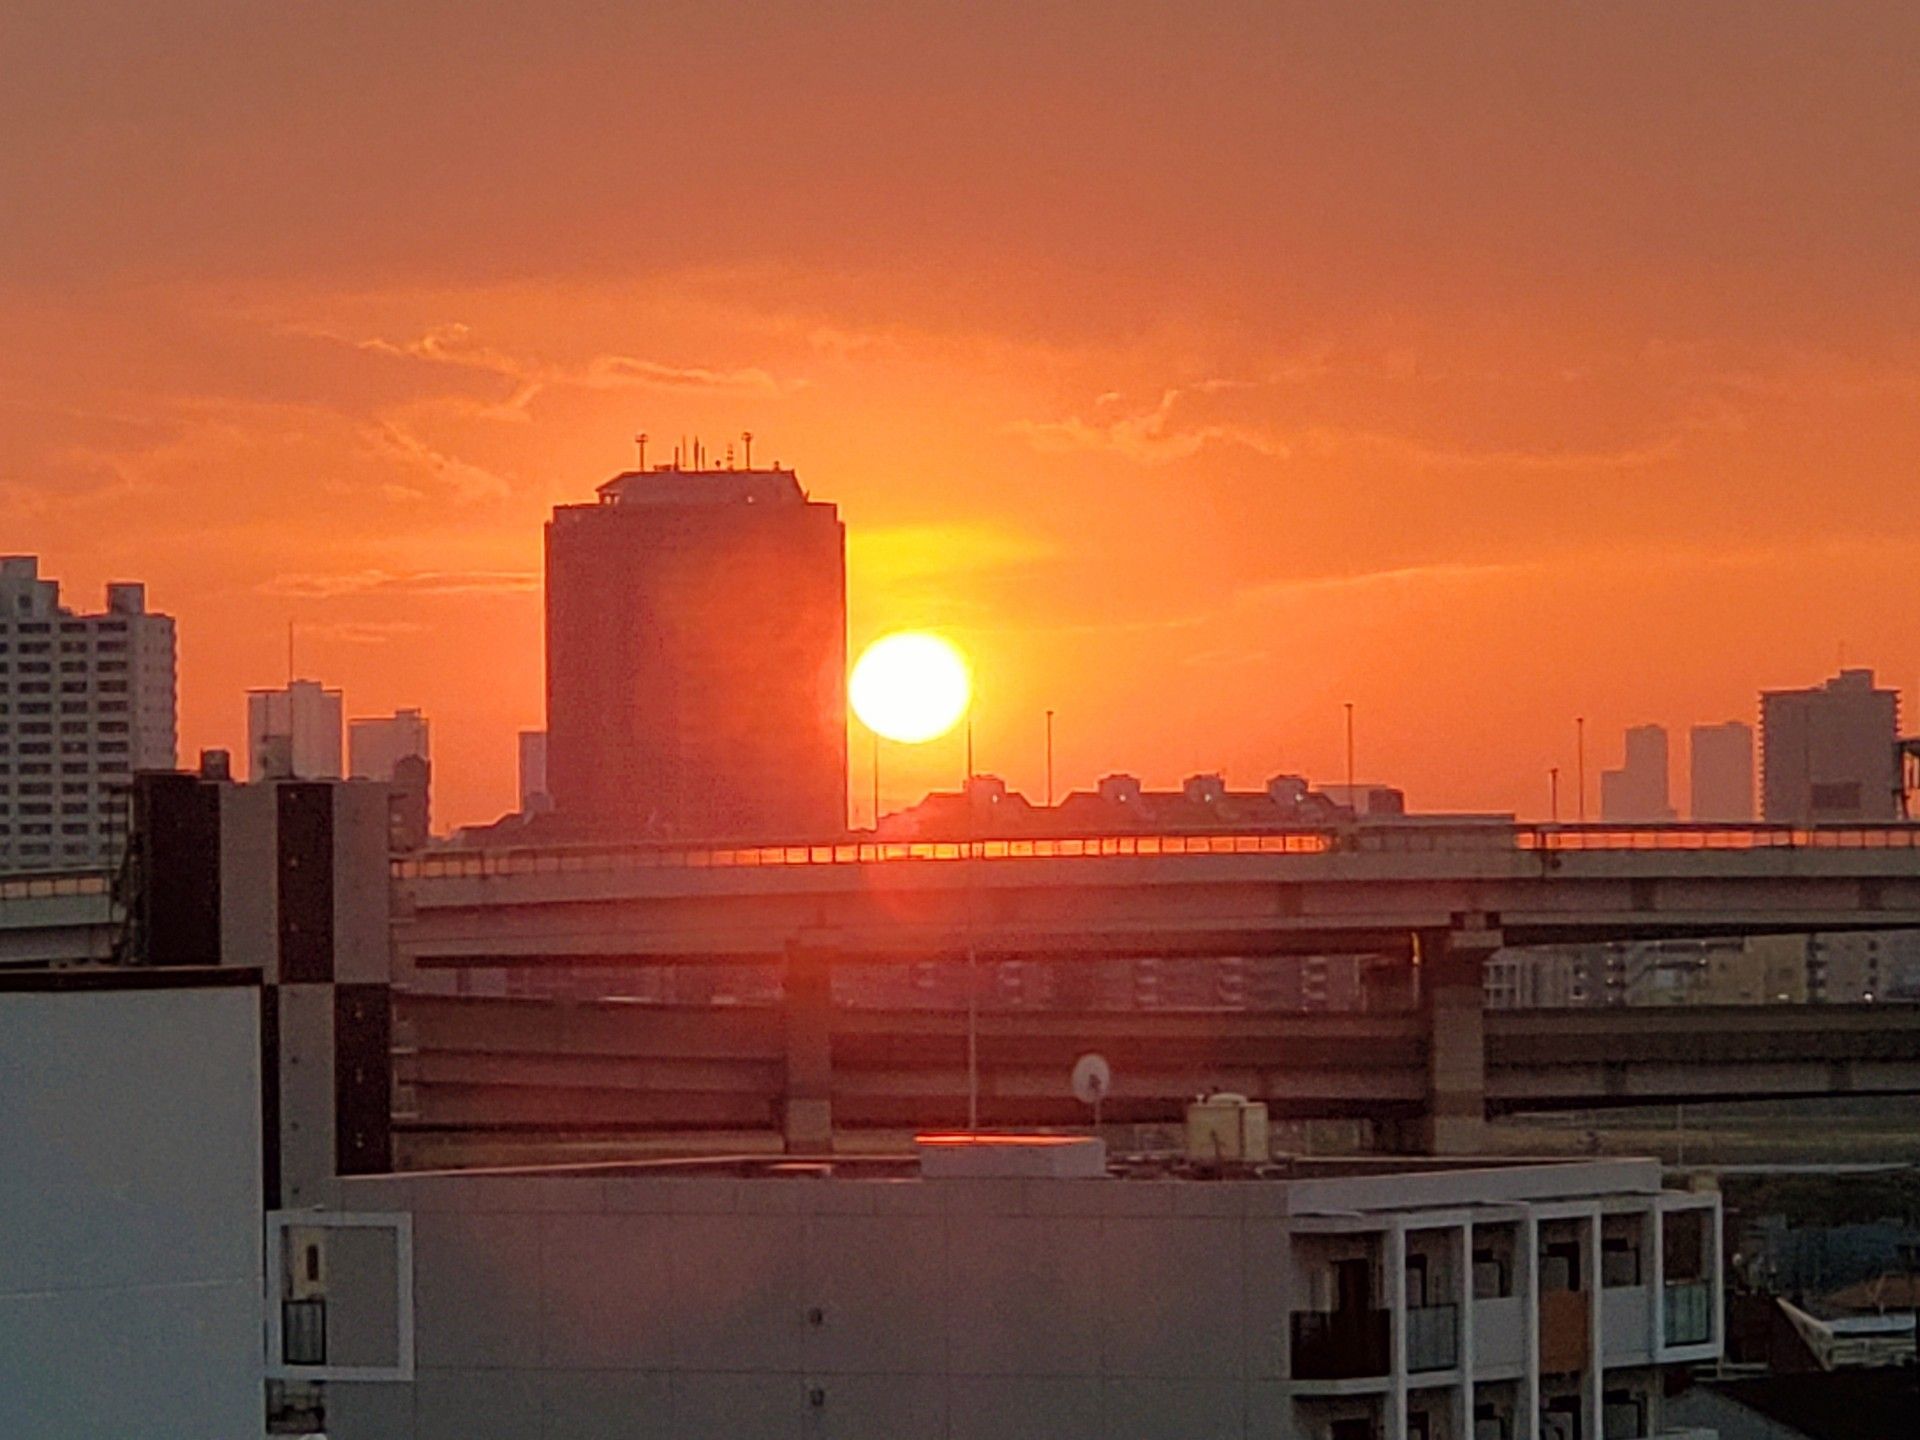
[{"left": 849, "top": 631, "right": 971, "bottom": 744}]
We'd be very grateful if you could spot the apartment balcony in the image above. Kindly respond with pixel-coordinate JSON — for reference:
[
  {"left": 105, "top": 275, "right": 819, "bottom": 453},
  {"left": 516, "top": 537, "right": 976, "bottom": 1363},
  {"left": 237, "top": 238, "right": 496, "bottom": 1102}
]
[
  {"left": 1601, "top": 1284, "right": 1652, "bottom": 1359},
  {"left": 1538, "top": 1289, "right": 1590, "bottom": 1375},
  {"left": 1290, "top": 1307, "right": 1392, "bottom": 1381},
  {"left": 1474, "top": 1294, "right": 1525, "bottom": 1373},
  {"left": 1407, "top": 1303, "right": 1460, "bottom": 1372},
  {"left": 1663, "top": 1280, "right": 1712, "bottom": 1347}
]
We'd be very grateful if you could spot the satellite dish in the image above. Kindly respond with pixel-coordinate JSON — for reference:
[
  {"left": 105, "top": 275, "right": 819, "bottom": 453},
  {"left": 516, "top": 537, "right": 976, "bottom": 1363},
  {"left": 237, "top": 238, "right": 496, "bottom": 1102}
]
[{"left": 1071, "top": 1052, "right": 1112, "bottom": 1127}]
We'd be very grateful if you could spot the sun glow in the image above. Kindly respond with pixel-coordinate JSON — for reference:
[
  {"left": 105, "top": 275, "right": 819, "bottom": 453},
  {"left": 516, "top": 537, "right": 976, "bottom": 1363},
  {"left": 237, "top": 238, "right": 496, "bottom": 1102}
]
[{"left": 850, "top": 631, "right": 971, "bottom": 744}]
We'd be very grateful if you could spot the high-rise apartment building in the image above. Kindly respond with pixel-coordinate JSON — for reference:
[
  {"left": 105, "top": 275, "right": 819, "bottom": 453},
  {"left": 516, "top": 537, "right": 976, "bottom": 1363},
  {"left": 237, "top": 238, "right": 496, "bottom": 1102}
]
[
  {"left": 247, "top": 678, "right": 343, "bottom": 781},
  {"left": 545, "top": 464, "right": 847, "bottom": 841},
  {"left": 0, "top": 557, "right": 176, "bottom": 871},
  {"left": 1761, "top": 668, "right": 1900, "bottom": 823},
  {"left": 1689, "top": 720, "right": 1754, "bottom": 821},
  {"left": 350, "top": 707, "right": 432, "bottom": 846},
  {"left": 1599, "top": 723, "right": 1674, "bottom": 822},
  {"left": 348, "top": 707, "right": 429, "bottom": 782}
]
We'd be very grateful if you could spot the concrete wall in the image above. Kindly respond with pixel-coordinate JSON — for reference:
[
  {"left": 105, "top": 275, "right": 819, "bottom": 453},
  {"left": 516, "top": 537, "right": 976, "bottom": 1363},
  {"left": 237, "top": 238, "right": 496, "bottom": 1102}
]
[
  {"left": 0, "top": 981, "right": 263, "bottom": 1439},
  {"left": 328, "top": 1171, "right": 1306, "bottom": 1440},
  {"left": 325, "top": 1161, "right": 1712, "bottom": 1440}
]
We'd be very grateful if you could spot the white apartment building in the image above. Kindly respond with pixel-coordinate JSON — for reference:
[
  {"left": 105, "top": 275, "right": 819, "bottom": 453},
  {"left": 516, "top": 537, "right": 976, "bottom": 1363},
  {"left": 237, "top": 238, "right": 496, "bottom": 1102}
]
[
  {"left": 349, "top": 707, "right": 430, "bottom": 781},
  {"left": 292, "top": 1148, "right": 1720, "bottom": 1440},
  {"left": 0, "top": 556, "right": 176, "bottom": 872},
  {"left": 249, "top": 677, "right": 343, "bottom": 780}
]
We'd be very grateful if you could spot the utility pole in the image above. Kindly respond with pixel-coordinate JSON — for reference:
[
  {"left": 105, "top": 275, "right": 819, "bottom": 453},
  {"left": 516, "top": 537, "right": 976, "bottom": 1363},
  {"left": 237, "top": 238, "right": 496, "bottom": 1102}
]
[
  {"left": 1045, "top": 709, "right": 1055, "bottom": 809},
  {"left": 1344, "top": 702, "right": 1356, "bottom": 803},
  {"left": 1576, "top": 717, "right": 1587, "bottom": 824},
  {"left": 964, "top": 713, "right": 979, "bottom": 1132}
]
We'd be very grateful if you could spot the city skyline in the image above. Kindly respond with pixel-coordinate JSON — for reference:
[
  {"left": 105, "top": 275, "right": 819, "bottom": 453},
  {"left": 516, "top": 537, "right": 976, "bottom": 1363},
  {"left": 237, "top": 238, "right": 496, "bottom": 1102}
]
[{"left": 9, "top": 7, "right": 1920, "bottom": 828}]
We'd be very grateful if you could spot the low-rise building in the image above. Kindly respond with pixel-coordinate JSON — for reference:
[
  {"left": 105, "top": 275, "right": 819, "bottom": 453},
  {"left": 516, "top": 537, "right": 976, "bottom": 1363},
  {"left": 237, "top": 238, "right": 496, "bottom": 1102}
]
[{"left": 290, "top": 1149, "right": 1721, "bottom": 1440}]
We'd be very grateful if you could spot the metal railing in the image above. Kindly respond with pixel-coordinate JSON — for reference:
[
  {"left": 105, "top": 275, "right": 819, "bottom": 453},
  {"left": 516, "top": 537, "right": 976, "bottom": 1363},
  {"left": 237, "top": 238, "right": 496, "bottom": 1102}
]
[
  {"left": 1407, "top": 1302, "right": 1460, "bottom": 1372},
  {"left": 281, "top": 1297, "right": 327, "bottom": 1366},
  {"left": 395, "top": 821, "right": 1920, "bottom": 882},
  {"left": 1289, "top": 1307, "right": 1392, "bottom": 1380},
  {"left": 1663, "top": 1280, "right": 1712, "bottom": 1347}
]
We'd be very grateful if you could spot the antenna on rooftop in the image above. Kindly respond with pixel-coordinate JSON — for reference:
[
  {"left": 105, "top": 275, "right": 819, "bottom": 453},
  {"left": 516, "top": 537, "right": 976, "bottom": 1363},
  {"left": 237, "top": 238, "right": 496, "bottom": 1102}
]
[
  {"left": 634, "top": 432, "right": 648, "bottom": 470},
  {"left": 742, "top": 431, "right": 754, "bottom": 468}
]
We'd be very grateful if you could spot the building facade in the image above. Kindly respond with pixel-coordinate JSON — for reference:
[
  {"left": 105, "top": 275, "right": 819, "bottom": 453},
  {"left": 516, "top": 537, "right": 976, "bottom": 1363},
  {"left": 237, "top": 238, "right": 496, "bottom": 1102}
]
[
  {"left": 1761, "top": 670, "right": 1899, "bottom": 823},
  {"left": 1599, "top": 725, "right": 1673, "bottom": 823},
  {"left": 249, "top": 677, "right": 344, "bottom": 781},
  {"left": 349, "top": 708, "right": 430, "bottom": 782},
  {"left": 517, "top": 728, "right": 549, "bottom": 813},
  {"left": 1688, "top": 721, "right": 1754, "bottom": 822},
  {"left": 298, "top": 1150, "right": 1722, "bottom": 1440},
  {"left": 0, "top": 557, "right": 175, "bottom": 871},
  {"left": 545, "top": 466, "right": 847, "bottom": 842}
]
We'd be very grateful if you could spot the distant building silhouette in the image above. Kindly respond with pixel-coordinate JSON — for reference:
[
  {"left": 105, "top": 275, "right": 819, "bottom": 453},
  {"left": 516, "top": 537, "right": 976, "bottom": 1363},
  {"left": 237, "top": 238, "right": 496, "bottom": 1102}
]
[
  {"left": 349, "top": 708, "right": 433, "bottom": 846},
  {"left": 0, "top": 557, "right": 176, "bottom": 871},
  {"left": 348, "top": 707, "right": 429, "bottom": 782},
  {"left": 248, "top": 678, "right": 342, "bottom": 781},
  {"left": 545, "top": 463, "right": 846, "bottom": 841},
  {"left": 1690, "top": 720, "right": 1755, "bottom": 822},
  {"left": 517, "top": 729, "right": 550, "bottom": 814},
  {"left": 1600, "top": 724, "right": 1674, "bottom": 822},
  {"left": 880, "top": 771, "right": 1370, "bottom": 840},
  {"left": 387, "top": 752, "right": 432, "bottom": 852},
  {"left": 1761, "top": 669, "right": 1900, "bottom": 823}
]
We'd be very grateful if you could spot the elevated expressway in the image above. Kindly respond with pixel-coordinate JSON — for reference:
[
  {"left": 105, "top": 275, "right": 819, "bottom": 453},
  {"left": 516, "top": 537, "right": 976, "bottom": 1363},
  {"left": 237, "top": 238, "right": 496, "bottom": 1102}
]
[{"left": 394, "top": 824, "right": 1920, "bottom": 1152}]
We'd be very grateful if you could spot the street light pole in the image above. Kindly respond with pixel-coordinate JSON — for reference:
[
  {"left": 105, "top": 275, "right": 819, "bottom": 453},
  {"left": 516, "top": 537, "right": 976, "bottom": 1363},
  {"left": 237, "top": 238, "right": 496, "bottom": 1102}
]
[
  {"left": 964, "top": 713, "right": 979, "bottom": 1132},
  {"left": 1576, "top": 717, "right": 1587, "bottom": 824},
  {"left": 1045, "top": 709, "right": 1055, "bottom": 810},
  {"left": 1344, "top": 702, "right": 1356, "bottom": 804}
]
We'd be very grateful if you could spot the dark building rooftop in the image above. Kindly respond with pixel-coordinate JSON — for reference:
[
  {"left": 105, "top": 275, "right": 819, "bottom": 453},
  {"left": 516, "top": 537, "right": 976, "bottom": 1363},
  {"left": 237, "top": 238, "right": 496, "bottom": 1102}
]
[{"left": 1678, "top": 1368, "right": 1920, "bottom": 1440}]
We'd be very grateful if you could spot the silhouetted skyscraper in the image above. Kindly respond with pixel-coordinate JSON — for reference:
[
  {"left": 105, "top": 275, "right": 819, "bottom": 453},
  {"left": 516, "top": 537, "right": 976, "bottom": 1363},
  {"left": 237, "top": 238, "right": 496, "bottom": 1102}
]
[
  {"left": 1689, "top": 720, "right": 1754, "bottom": 822},
  {"left": 1600, "top": 723, "right": 1674, "bottom": 822},
  {"left": 1761, "top": 669, "right": 1900, "bottom": 822},
  {"left": 545, "top": 463, "right": 846, "bottom": 840}
]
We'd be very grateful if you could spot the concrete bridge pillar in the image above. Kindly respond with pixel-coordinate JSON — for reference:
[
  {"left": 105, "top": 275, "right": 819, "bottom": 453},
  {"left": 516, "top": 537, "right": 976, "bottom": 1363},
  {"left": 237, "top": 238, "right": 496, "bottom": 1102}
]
[
  {"left": 1418, "top": 919, "right": 1501, "bottom": 1156},
  {"left": 782, "top": 944, "right": 835, "bottom": 1153}
]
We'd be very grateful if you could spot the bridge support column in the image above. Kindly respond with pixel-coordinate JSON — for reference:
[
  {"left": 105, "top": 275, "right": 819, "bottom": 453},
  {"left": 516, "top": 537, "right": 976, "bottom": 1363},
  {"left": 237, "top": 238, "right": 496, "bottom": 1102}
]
[
  {"left": 1418, "top": 920, "right": 1500, "bottom": 1156},
  {"left": 783, "top": 945, "right": 834, "bottom": 1153}
]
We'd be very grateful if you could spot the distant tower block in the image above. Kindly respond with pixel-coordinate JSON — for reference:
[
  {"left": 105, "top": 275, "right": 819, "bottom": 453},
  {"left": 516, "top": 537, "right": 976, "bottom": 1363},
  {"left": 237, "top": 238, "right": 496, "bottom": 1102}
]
[{"left": 544, "top": 459, "right": 847, "bottom": 842}]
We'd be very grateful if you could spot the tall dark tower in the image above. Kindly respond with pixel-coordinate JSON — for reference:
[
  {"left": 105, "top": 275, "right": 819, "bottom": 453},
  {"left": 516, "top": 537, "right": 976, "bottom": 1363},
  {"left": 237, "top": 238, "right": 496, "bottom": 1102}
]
[{"left": 545, "top": 463, "right": 847, "bottom": 841}]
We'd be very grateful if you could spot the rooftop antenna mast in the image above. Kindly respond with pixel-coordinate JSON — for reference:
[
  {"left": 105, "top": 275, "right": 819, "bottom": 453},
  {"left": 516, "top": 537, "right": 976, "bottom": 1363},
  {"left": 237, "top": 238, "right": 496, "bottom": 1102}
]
[
  {"left": 742, "top": 431, "right": 754, "bottom": 468},
  {"left": 634, "top": 432, "right": 648, "bottom": 470}
]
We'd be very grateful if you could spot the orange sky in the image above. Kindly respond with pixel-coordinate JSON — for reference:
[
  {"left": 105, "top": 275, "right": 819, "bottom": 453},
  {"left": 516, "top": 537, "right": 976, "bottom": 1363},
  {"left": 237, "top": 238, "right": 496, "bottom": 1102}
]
[{"left": 6, "top": 4, "right": 1920, "bottom": 828}]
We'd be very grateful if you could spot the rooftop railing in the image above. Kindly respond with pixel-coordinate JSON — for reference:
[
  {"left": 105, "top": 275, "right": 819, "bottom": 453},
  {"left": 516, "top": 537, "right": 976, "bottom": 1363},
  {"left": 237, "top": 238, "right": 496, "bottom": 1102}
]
[{"left": 394, "top": 822, "right": 1920, "bottom": 881}]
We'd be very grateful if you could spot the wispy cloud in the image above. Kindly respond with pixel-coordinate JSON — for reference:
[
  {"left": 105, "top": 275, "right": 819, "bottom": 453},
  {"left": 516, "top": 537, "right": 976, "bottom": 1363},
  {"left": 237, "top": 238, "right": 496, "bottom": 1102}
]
[
  {"left": 362, "top": 420, "right": 512, "bottom": 500},
  {"left": 297, "top": 620, "right": 430, "bottom": 645},
  {"left": 1009, "top": 383, "right": 1290, "bottom": 465},
  {"left": 259, "top": 569, "right": 540, "bottom": 599},
  {"left": 349, "top": 323, "right": 793, "bottom": 419}
]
